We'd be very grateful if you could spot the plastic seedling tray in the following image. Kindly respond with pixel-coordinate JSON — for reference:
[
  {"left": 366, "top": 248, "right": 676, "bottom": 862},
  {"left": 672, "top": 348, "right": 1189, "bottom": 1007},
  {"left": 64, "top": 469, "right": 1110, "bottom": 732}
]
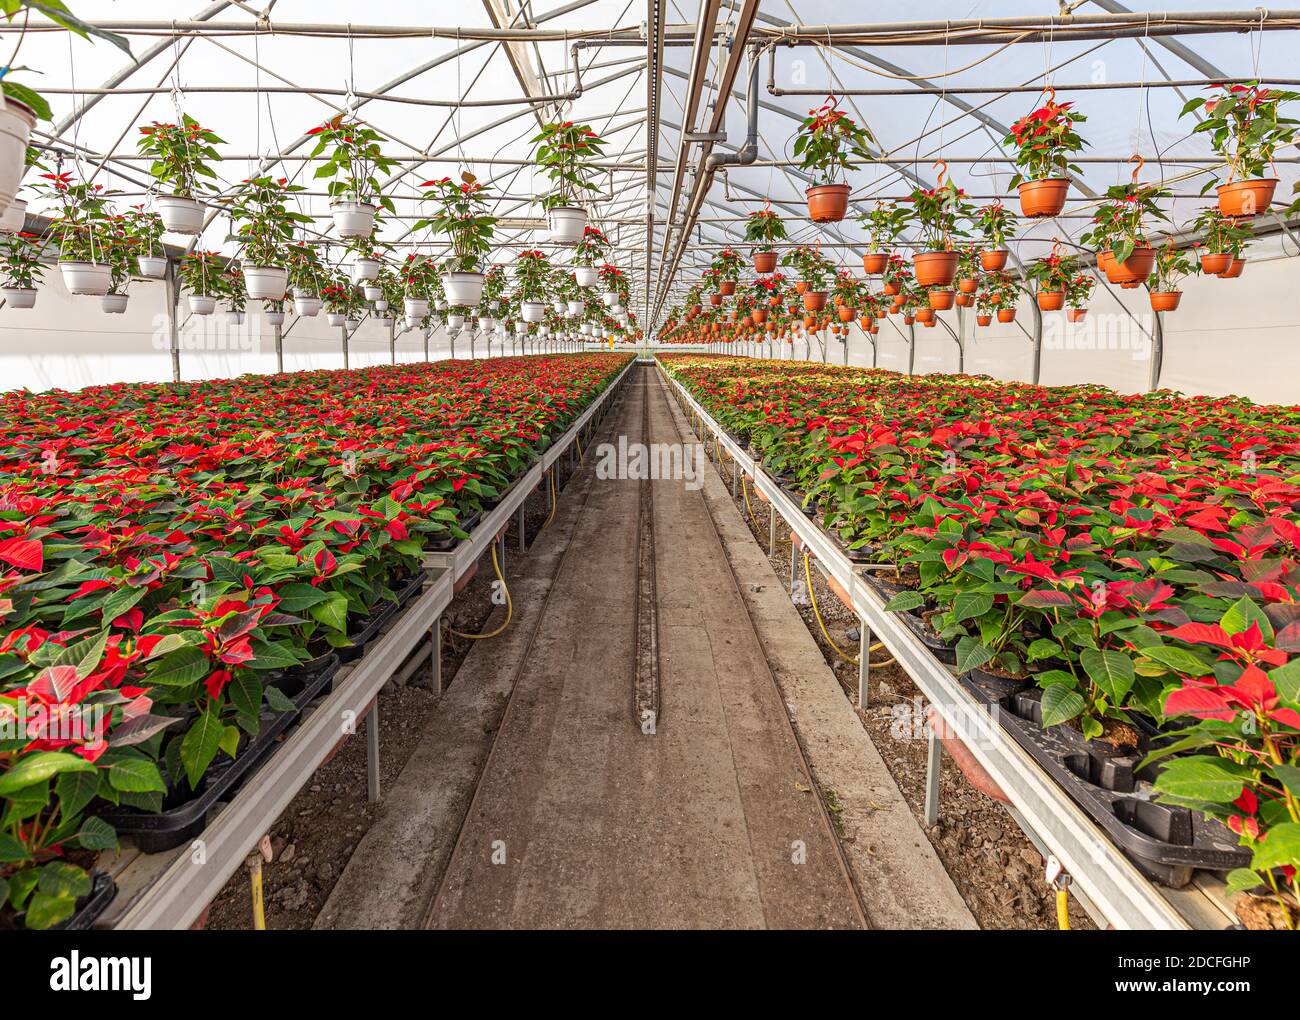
[
  {"left": 958, "top": 674, "right": 1250, "bottom": 888},
  {"left": 58, "top": 871, "right": 117, "bottom": 931},
  {"left": 337, "top": 573, "right": 425, "bottom": 663}
]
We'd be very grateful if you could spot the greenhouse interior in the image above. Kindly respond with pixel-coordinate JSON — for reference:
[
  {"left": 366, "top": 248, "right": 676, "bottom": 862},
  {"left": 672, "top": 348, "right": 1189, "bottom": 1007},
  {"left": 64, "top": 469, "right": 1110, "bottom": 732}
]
[{"left": 2, "top": 1, "right": 1300, "bottom": 956}]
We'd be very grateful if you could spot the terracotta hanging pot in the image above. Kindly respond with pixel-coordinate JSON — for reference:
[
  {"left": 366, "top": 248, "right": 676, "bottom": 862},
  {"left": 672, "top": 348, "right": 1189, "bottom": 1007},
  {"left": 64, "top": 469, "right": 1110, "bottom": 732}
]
[
  {"left": 892, "top": 294, "right": 906, "bottom": 309},
  {"left": 928, "top": 289, "right": 955, "bottom": 310},
  {"left": 1120, "top": 280, "right": 1141, "bottom": 289},
  {"left": 794, "top": 280, "right": 808, "bottom": 295},
  {"left": 1216, "top": 178, "right": 1277, "bottom": 218},
  {"left": 838, "top": 305, "right": 855, "bottom": 322},
  {"left": 913, "top": 250, "right": 959, "bottom": 287},
  {"left": 1098, "top": 246, "right": 1155, "bottom": 284},
  {"left": 979, "top": 249, "right": 1009, "bottom": 272},
  {"left": 1150, "top": 290, "right": 1182, "bottom": 312},
  {"left": 922, "top": 318, "right": 937, "bottom": 328},
  {"left": 976, "top": 313, "right": 992, "bottom": 326},
  {"left": 1017, "top": 178, "right": 1069, "bottom": 218},
  {"left": 957, "top": 276, "right": 978, "bottom": 294},
  {"left": 915, "top": 307, "right": 935, "bottom": 323},
  {"left": 955, "top": 293, "right": 973, "bottom": 307},
  {"left": 709, "top": 293, "right": 723, "bottom": 306},
  {"left": 690, "top": 303, "right": 702, "bottom": 317},
  {"left": 858, "top": 315, "right": 874, "bottom": 330},
  {"left": 1199, "top": 251, "right": 1232, "bottom": 275},
  {"left": 753, "top": 251, "right": 777, "bottom": 274},
  {"left": 1036, "top": 290, "right": 1065, "bottom": 311},
  {"left": 719, "top": 280, "right": 736, "bottom": 296},
  {"left": 767, "top": 295, "right": 781, "bottom": 307},
  {"left": 1066, "top": 308, "right": 1087, "bottom": 322},
  {"left": 1217, "top": 257, "right": 1246, "bottom": 279},
  {"left": 806, "top": 183, "right": 851, "bottom": 223},
  {"left": 862, "top": 253, "right": 889, "bottom": 274},
  {"left": 803, "top": 314, "right": 818, "bottom": 328},
  {"left": 902, "top": 313, "right": 915, "bottom": 325},
  {"left": 882, "top": 281, "right": 900, "bottom": 296},
  {"left": 752, "top": 308, "right": 768, "bottom": 323},
  {"left": 996, "top": 308, "right": 1017, "bottom": 323},
  {"left": 802, "top": 290, "right": 828, "bottom": 312}
]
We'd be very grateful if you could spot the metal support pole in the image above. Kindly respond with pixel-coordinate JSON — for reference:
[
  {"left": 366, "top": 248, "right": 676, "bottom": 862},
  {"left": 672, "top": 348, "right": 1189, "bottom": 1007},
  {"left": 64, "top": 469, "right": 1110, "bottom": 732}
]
[
  {"left": 365, "top": 701, "right": 380, "bottom": 802},
  {"left": 924, "top": 727, "right": 942, "bottom": 826},
  {"left": 430, "top": 618, "right": 443, "bottom": 694},
  {"left": 858, "top": 620, "right": 870, "bottom": 706},
  {"left": 517, "top": 503, "right": 527, "bottom": 553},
  {"left": 388, "top": 319, "right": 396, "bottom": 364},
  {"left": 164, "top": 262, "right": 181, "bottom": 383},
  {"left": 768, "top": 502, "right": 777, "bottom": 557},
  {"left": 789, "top": 542, "right": 798, "bottom": 599},
  {"left": 497, "top": 531, "right": 507, "bottom": 574},
  {"left": 274, "top": 320, "right": 284, "bottom": 374},
  {"left": 341, "top": 324, "right": 349, "bottom": 369},
  {"left": 1150, "top": 308, "right": 1165, "bottom": 392}
]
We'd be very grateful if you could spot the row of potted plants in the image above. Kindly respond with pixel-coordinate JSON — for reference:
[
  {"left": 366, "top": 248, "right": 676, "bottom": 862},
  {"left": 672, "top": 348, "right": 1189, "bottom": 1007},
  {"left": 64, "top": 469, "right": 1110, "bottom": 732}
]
[
  {"left": 662, "top": 353, "right": 1300, "bottom": 929},
  {"left": 0, "top": 351, "right": 632, "bottom": 929}
]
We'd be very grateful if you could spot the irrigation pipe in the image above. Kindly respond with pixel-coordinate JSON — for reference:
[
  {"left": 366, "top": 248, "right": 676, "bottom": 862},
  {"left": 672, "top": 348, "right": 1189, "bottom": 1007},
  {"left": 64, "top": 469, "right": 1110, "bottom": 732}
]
[
  {"left": 446, "top": 544, "right": 513, "bottom": 641},
  {"left": 802, "top": 552, "right": 894, "bottom": 668}
]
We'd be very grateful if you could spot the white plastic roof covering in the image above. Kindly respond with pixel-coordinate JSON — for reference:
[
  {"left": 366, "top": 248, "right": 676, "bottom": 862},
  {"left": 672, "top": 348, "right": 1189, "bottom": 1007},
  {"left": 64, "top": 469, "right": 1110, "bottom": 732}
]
[{"left": 3, "top": 1, "right": 1299, "bottom": 405}]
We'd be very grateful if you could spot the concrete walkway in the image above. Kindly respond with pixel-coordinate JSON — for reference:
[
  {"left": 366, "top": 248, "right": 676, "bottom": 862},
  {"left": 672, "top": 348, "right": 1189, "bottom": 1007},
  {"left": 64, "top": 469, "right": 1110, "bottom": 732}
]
[{"left": 424, "top": 368, "right": 866, "bottom": 929}]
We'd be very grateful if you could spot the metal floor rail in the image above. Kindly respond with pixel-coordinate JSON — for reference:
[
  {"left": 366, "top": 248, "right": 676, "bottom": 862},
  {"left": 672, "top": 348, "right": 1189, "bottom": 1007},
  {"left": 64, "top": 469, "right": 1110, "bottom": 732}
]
[
  {"left": 658, "top": 360, "right": 1229, "bottom": 931},
  {"left": 107, "top": 359, "right": 634, "bottom": 930}
]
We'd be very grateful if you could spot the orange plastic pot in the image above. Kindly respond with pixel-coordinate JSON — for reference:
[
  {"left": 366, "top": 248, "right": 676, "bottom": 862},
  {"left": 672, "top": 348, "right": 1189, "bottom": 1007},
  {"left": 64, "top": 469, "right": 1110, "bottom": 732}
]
[
  {"left": 996, "top": 308, "right": 1017, "bottom": 323},
  {"left": 1098, "top": 246, "right": 1155, "bottom": 284},
  {"left": 979, "top": 249, "right": 1008, "bottom": 272},
  {"left": 922, "top": 318, "right": 937, "bottom": 328},
  {"left": 1199, "top": 252, "right": 1232, "bottom": 275},
  {"left": 1217, "top": 178, "right": 1277, "bottom": 218},
  {"left": 928, "top": 289, "right": 955, "bottom": 310},
  {"left": 794, "top": 280, "right": 808, "bottom": 295},
  {"left": 862, "top": 252, "right": 889, "bottom": 274},
  {"left": 802, "top": 314, "right": 818, "bottom": 329},
  {"left": 1036, "top": 290, "right": 1065, "bottom": 311},
  {"left": 838, "top": 306, "right": 855, "bottom": 322},
  {"left": 752, "top": 250, "right": 777, "bottom": 274},
  {"left": 719, "top": 279, "right": 736, "bottom": 296},
  {"left": 1120, "top": 280, "right": 1140, "bottom": 289},
  {"left": 882, "top": 282, "right": 900, "bottom": 296},
  {"left": 1017, "top": 178, "right": 1069, "bottom": 218},
  {"left": 709, "top": 293, "right": 723, "bottom": 306},
  {"left": 957, "top": 276, "right": 978, "bottom": 294},
  {"left": 902, "top": 313, "right": 915, "bottom": 325},
  {"left": 806, "top": 182, "right": 851, "bottom": 223},
  {"left": 1066, "top": 308, "right": 1087, "bottom": 323},
  {"left": 857, "top": 315, "right": 874, "bottom": 330},
  {"left": 976, "top": 313, "right": 992, "bottom": 326},
  {"left": 752, "top": 308, "right": 768, "bottom": 323},
  {"left": 690, "top": 304, "right": 702, "bottom": 317},
  {"left": 1217, "top": 257, "right": 1246, "bottom": 279},
  {"left": 914, "top": 307, "right": 934, "bottom": 323},
  {"left": 955, "top": 293, "right": 973, "bottom": 307},
  {"left": 913, "top": 250, "right": 959, "bottom": 287},
  {"left": 1150, "top": 290, "right": 1182, "bottom": 312},
  {"left": 802, "top": 290, "right": 828, "bottom": 312}
]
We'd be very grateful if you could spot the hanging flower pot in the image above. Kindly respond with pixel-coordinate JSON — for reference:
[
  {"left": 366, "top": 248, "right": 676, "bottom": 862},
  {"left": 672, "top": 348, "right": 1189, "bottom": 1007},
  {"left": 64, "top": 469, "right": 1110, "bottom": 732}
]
[
  {"left": 928, "top": 289, "right": 955, "bottom": 311},
  {"left": 753, "top": 251, "right": 777, "bottom": 274},
  {"left": 1, "top": 285, "right": 36, "bottom": 308},
  {"left": 350, "top": 257, "right": 380, "bottom": 283},
  {"left": 996, "top": 307, "right": 1017, "bottom": 323},
  {"left": 402, "top": 296, "right": 429, "bottom": 319},
  {"left": 802, "top": 290, "right": 828, "bottom": 312},
  {"left": 914, "top": 307, "right": 934, "bottom": 324},
  {"left": 1216, "top": 178, "right": 1276, "bottom": 218},
  {"left": 976, "top": 312, "right": 992, "bottom": 326},
  {"left": 922, "top": 318, "right": 937, "bottom": 328},
  {"left": 294, "top": 292, "right": 321, "bottom": 317},
  {"left": 156, "top": 195, "right": 205, "bottom": 234},
  {"left": 331, "top": 199, "right": 377, "bottom": 238},
  {"left": 136, "top": 255, "right": 167, "bottom": 279},
  {"left": 565, "top": 299, "right": 582, "bottom": 316},
  {"left": 362, "top": 284, "right": 382, "bottom": 302},
  {"left": 521, "top": 300, "right": 545, "bottom": 323},
  {"left": 957, "top": 276, "right": 978, "bottom": 294},
  {"left": 1066, "top": 308, "right": 1087, "bottom": 322},
  {"left": 244, "top": 264, "right": 289, "bottom": 301},
  {"left": 447, "top": 311, "right": 466, "bottom": 330},
  {"left": 443, "top": 271, "right": 485, "bottom": 305},
  {"left": 188, "top": 294, "right": 216, "bottom": 315},
  {"left": 327, "top": 311, "right": 347, "bottom": 327},
  {"left": 1017, "top": 178, "right": 1069, "bottom": 218},
  {"left": 882, "top": 281, "right": 899, "bottom": 296},
  {"left": 0, "top": 97, "right": 34, "bottom": 215},
  {"left": 602, "top": 290, "right": 619, "bottom": 307},
  {"left": 955, "top": 293, "right": 973, "bottom": 307},
  {"left": 265, "top": 308, "right": 286, "bottom": 326},
  {"left": 806, "top": 183, "right": 851, "bottom": 223},
  {"left": 718, "top": 280, "right": 736, "bottom": 297},
  {"left": 0, "top": 197, "right": 27, "bottom": 234},
  {"left": 547, "top": 205, "right": 587, "bottom": 245},
  {"left": 913, "top": 250, "right": 958, "bottom": 287},
  {"left": 1098, "top": 246, "right": 1155, "bottom": 284},
  {"left": 709, "top": 292, "right": 723, "bottom": 307},
  {"left": 574, "top": 266, "right": 599, "bottom": 288},
  {"left": 59, "top": 261, "right": 112, "bottom": 296},
  {"left": 101, "top": 293, "right": 129, "bottom": 314},
  {"left": 979, "top": 249, "right": 1008, "bottom": 272},
  {"left": 1150, "top": 290, "right": 1182, "bottom": 312},
  {"left": 1120, "top": 280, "right": 1140, "bottom": 289},
  {"left": 857, "top": 315, "right": 874, "bottom": 330},
  {"left": 1217, "top": 257, "right": 1246, "bottom": 279},
  {"left": 374, "top": 297, "right": 389, "bottom": 312},
  {"left": 837, "top": 305, "right": 855, "bottom": 322},
  {"left": 1199, "top": 251, "right": 1232, "bottom": 275},
  {"left": 862, "top": 252, "right": 888, "bottom": 274},
  {"left": 1036, "top": 290, "right": 1065, "bottom": 311},
  {"left": 902, "top": 312, "right": 915, "bottom": 325},
  {"left": 751, "top": 307, "right": 768, "bottom": 324},
  {"left": 224, "top": 309, "right": 244, "bottom": 325}
]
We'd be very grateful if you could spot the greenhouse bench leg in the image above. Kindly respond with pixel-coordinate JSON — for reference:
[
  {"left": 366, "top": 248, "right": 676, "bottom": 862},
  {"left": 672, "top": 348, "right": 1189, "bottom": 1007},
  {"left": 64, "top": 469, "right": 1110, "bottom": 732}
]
[
  {"left": 430, "top": 618, "right": 443, "bottom": 694},
  {"left": 518, "top": 505, "right": 527, "bottom": 553},
  {"left": 924, "top": 727, "right": 942, "bottom": 827},
  {"left": 366, "top": 702, "right": 381, "bottom": 803},
  {"left": 768, "top": 505, "right": 777, "bottom": 558},
  {"left": 858, "top": 622, "right": 870, "bottom": 706}
]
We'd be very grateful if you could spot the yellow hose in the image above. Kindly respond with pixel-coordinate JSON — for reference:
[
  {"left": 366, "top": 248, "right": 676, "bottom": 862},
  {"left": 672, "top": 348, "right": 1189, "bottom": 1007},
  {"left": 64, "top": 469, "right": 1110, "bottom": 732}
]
[
  {"left": 802, "top": 551, "right": 894, "bottom": 668},
  {"left": 575, "top": 433, "right": 584, "bottom": 462},
  {"left": 249, "top": 859, "right": 266, "bottom": 930},
  {"left": 1056, "top": 888, "right": 1071, "bottom": 930},
  {"left": 740, "top": 474, "right": 762, "bottom": 530},
  {"left": 447, "top": 543, "right": 513, "bottom": 640},
  {"left": 539, "top": 469, "right": 558, "bottom": 532}
]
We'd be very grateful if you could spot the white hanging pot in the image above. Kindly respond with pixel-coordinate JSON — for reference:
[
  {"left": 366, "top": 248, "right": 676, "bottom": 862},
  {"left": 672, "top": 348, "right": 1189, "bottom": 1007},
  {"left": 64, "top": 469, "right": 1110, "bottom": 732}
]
[
  {"left": 478, "top": 315, "right": 495, "bottom": 331},
  {"left": 521, "top": 300, "right": 545, "bottom": 323},
  {"left": 574, "top": 266, "right": 599, "bottom": 288},
  {"left": 265, "top": 309, "right": 286, "bottom": 326},
  {"left": 294, "top": 294, "right": 321, "bottom": 317},
  {"left": 331, "top": 199, "right": 377, "bottom": 238},
  {"left": 552, "top": 299, "right": 566, "bottom": 315},
  {"left": 539, "top": 324, "right": 550, "bottom": 336},
  {"left": 243, "top": 264, "right": 288, "bottom": 301},
  {"left": 59, "top": 260, "right": 112, "bottom": 296},
  {"left": 351, "top": 257, "right": 380, "bottom": 283},
  {"left": 435, "top": 299, "right": 448, "bottom": 312},
  {"left": 566, "top": 300, "right": 583, "bottom": 316},
  {"left": 136, "top": 254, "right": 167, "bottom": 279},
  {"left": 188, "top": 294, "right": 216, "bottom": 315},
  {"left": 327, "top": 312, "right": 347, "bottom": 327},
  {"left": 404, "top": 314, "right": 421, "bottom": 329},
  {"left": 403, "top": 296, "right": 429, "bottom": 319},
  {"left": 0, "top": 197, "right": 27, "bottom": 234},
  {"left": 101, "top": 293, "right": 129, "bottom": 314},
  {"left": 447, "top": 312, "right": 465, "bottom": 330},
  {"left": 580, "top": 322, "right": 591, "bottom": 335},
  {"left": 224, "top": 310, "right": 244, "bottom": 325},
  {"left": 362, "top": 284, "right": 382, "bottom": 301},
  {"left": 547, "top": 205, "right": 587, "bottom": 245},
  {"left": 446, "top": 324, "right": 461, "bottom": 338},
  {"left": 612, "top": 303, "right": 624, "bottom": 315},
  {"left": 443, "top": 271, "right": 485, "bottom": 306},
  {"left": 156, "top": 194, "right": 205, "bottom": 234},
  {"left": 374, "top": 297, "right": 389, "bottom": 311},
  {"left": 0, "top": 98, "right": 35, "bottom": 215},
  {"left": 376, "top": 315, "right": 394, "bottom": 328},
  {"left": 1, "top": 286, "right": 36, "bottom": 309}
]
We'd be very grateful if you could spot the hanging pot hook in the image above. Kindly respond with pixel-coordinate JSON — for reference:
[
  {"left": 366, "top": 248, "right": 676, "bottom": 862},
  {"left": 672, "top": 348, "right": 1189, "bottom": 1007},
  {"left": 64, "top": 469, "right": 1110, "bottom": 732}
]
[
  {"left": 933, "top": 159, "right": 948, "bottom": 186},
  {"left": 1041, "top": 85, "right": 1056, "bottom": 107},
  {"left": 1130, "top": 153, "right": 1145, "bottom": 182}
]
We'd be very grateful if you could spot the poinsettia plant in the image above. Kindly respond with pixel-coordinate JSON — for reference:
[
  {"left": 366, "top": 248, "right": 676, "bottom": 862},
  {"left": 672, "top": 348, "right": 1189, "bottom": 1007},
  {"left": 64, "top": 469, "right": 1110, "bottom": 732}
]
[
  {"left": 907, "top": 177, "right": 973, "bottom": 251},
  {"left": 531, "top": 121, "right": 606, "bottom": 211},
  {"left": 859, "top": 201, "right": 910, "bottom": 251},
  {"left": 0, "top": 231, "right": 42, "bottom": 289},
  {"left": 307, "top": 115, "right": 396, "bottom": 213},
  {"left": 744, "top": 207, "right": 787, "bottom": 251},
  {"left": 976, "top": 201, "right": 1018, "bottom": 248},
  {"left": 1080, "top": 179, "right": 1171, "bottom": 266},
  {"left": 572, "top": 224, "right": 610, "bottom": 267},
  {"left": 514, "top": 249, "right": 550, "bottom": 301},
  {"left": 137, "top": 115, "right": 224, "bottom": 200},
  {"left": 1027, "top": 249, "right": 1082, "bottom": 294},
  {"left": 1147, "top": 241, "right": 1198, "bottom": 293},
  {"left": 177, "top": 250, "right": 222, "bottom": 297},
  {"left": 780, "top": 245, "right": 834, "bottom": 292},
  {"left": 415, "top": 172, "right": 497, "bottom": 273},
  {"left": 1003, "top": 90, "right": 1088, "bottom": 187},
  {"left": 793, "top": 96, "right": 875, "bottom": 185},
  {"left": 229, "top": 175, "right": 312, "bottom": 267},
  {"left": 1183, "top": 83, "right": 1300, "bottom": 187},
  {"left": 711, "top": 247, "right": 745, "bottom": 284}
]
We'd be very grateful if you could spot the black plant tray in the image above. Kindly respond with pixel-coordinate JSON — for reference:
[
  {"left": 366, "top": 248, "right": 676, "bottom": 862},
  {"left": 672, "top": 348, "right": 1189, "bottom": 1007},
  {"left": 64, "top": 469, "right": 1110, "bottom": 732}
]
[
  {"left": 775, "top": 477, "right": 818, "bottom": 519},
  {"left": 425, "top": 511, "right": 483, "bottom": 552},
  {"left": 958, "top": 674, "right": 1251, "bottom": 887},
  {"left": 337, "top": 572, "right": 425, "bottom": 663},
  {"left": 830, "top": 529, "right": 886, "bottom": 565},
  {"left": 94, "top": 657, "right": 340, "bottom": 854},
  {"left": 898, "top": 608, "right": 957, "bottom": 665},
  {"left": 861, "top": 571, "right": 923, "bottom": 611},
  {"left": 57, "top": 871, "right": 117, "bottom": 931}
]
